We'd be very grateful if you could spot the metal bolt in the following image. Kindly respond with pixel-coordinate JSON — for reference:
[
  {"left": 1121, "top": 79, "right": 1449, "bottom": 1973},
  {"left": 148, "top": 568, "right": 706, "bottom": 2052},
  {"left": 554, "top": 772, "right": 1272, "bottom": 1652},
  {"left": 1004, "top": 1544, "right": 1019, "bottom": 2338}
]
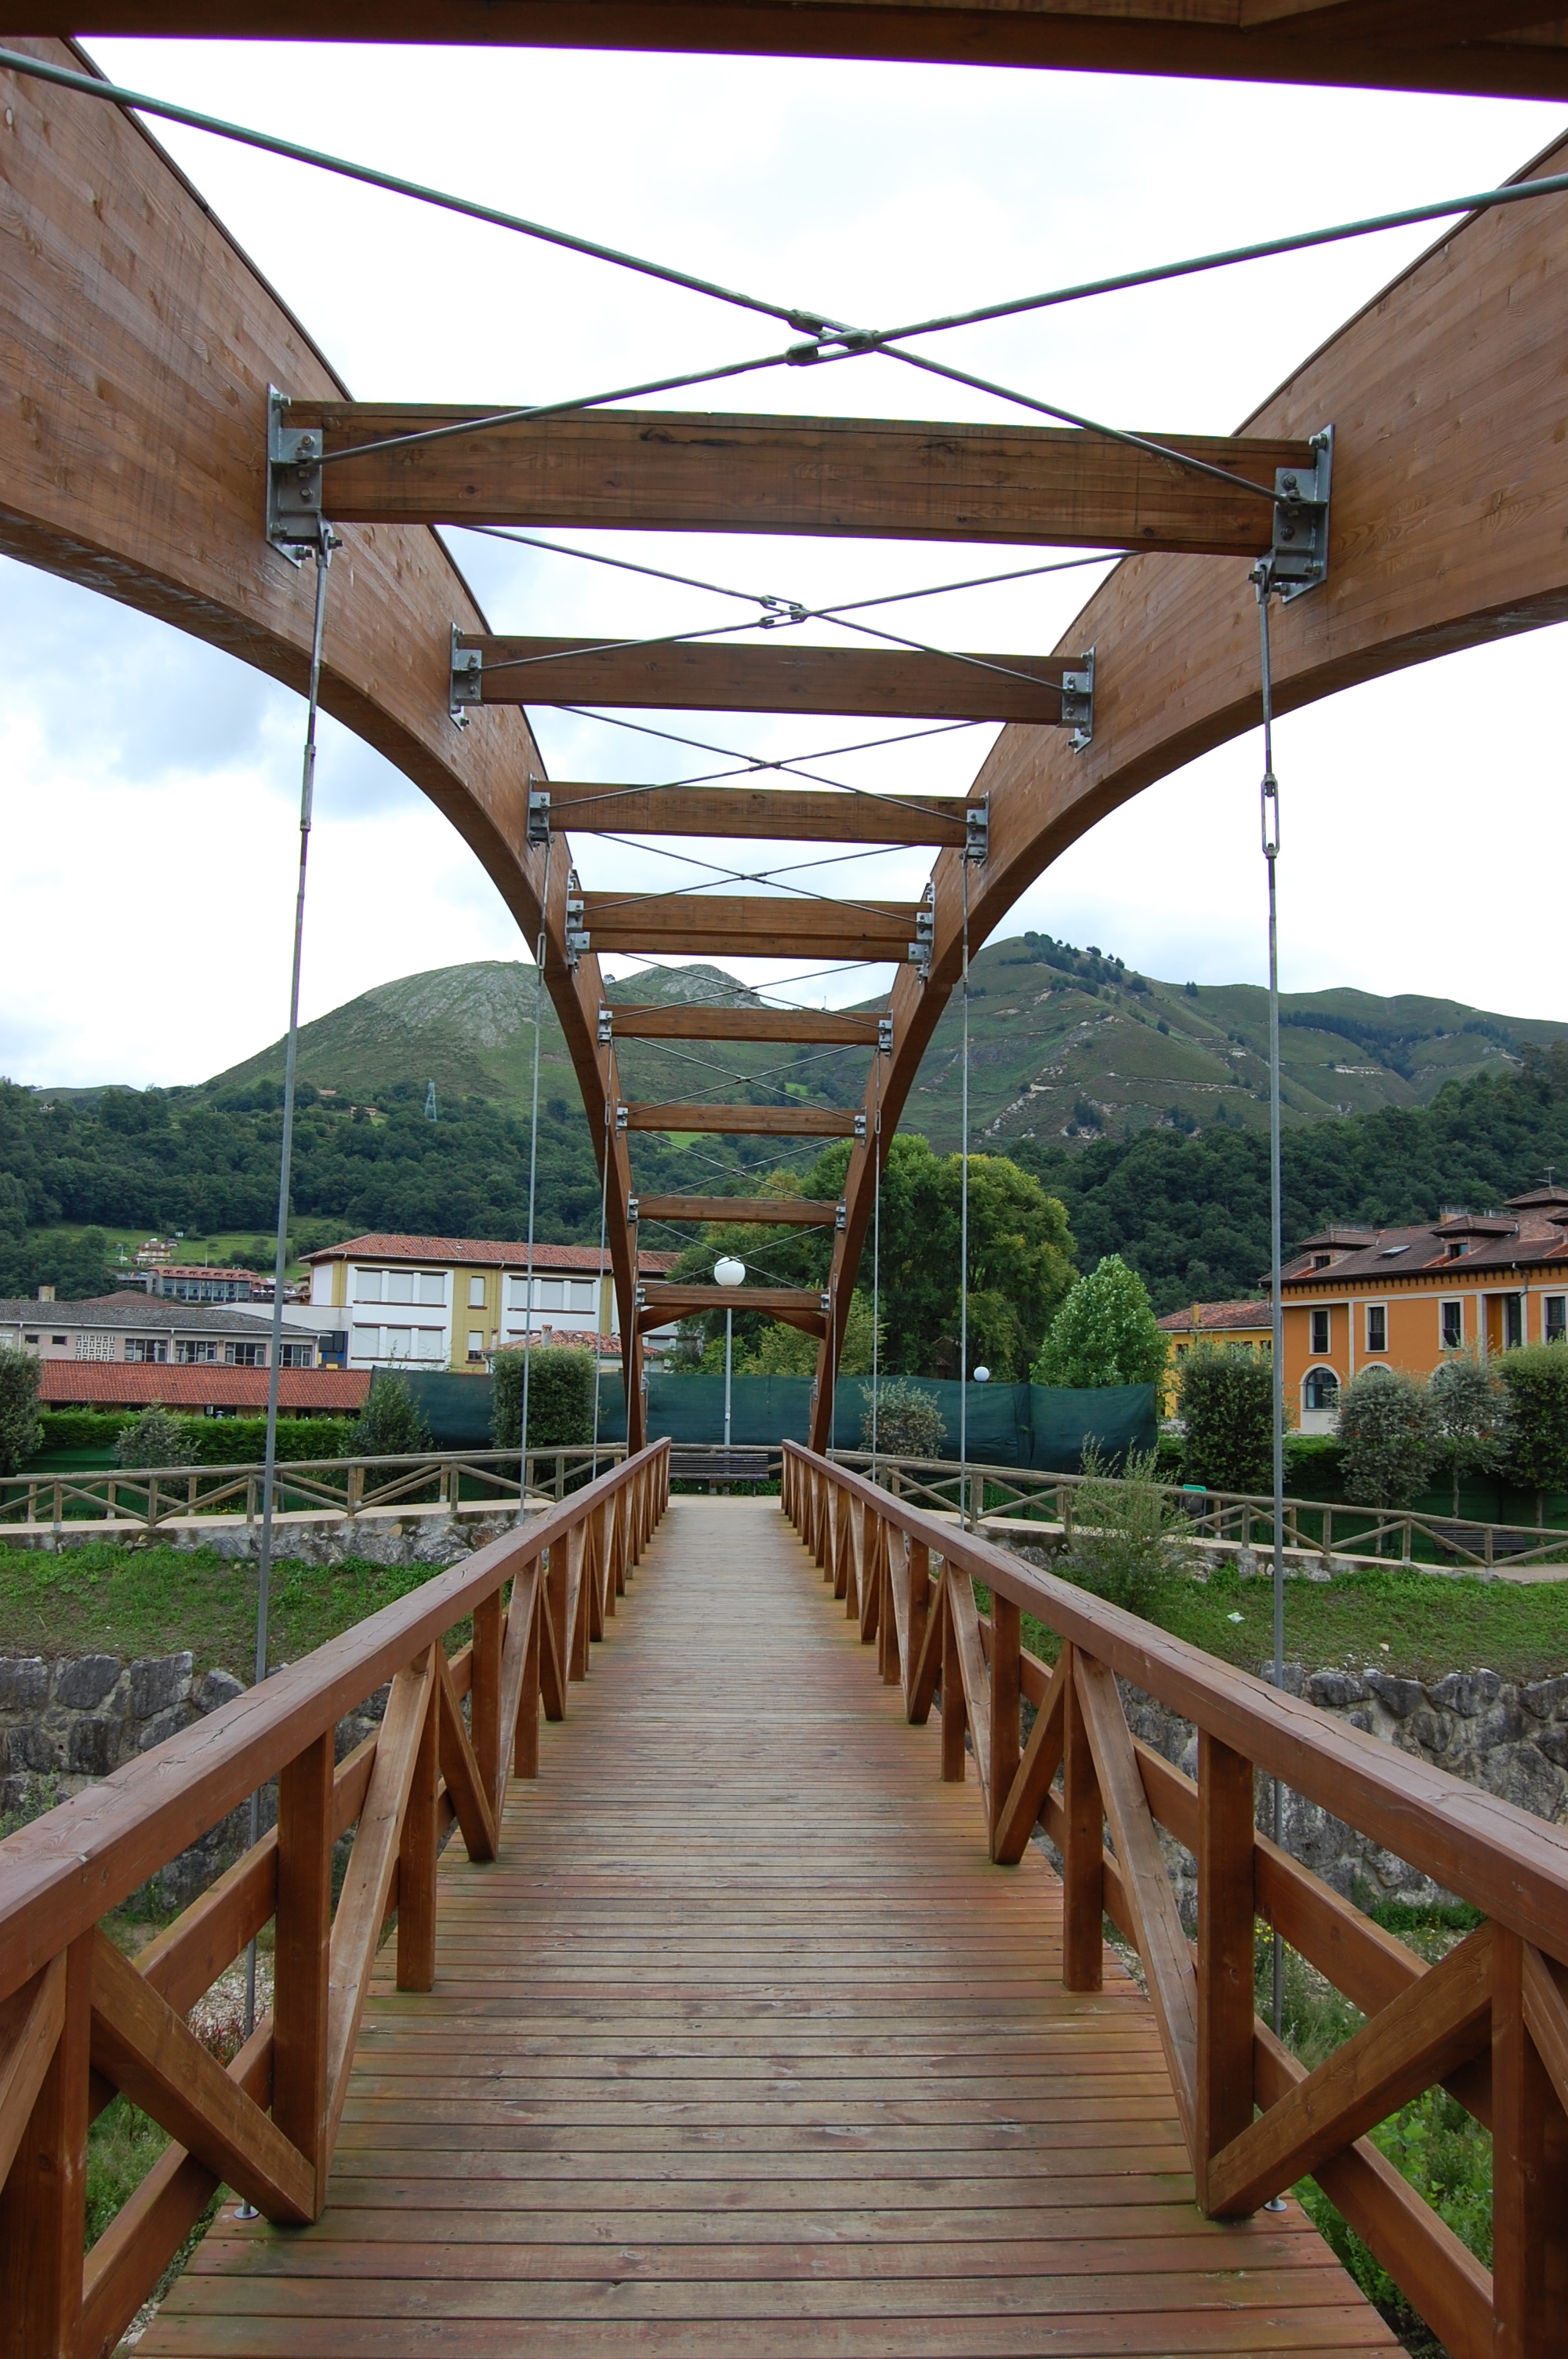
[{"left": 1280, "top": 474, "right": 1299, "bottom": 496}]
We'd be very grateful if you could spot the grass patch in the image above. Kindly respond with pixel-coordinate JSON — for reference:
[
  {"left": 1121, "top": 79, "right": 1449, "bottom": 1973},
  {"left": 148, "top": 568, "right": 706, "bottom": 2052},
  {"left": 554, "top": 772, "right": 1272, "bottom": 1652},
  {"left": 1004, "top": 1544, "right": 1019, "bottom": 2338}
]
[
  {"left": 1013, "top": 1555, "right": 1568, "bottom": 1685},
  {"left": 0, "top": 1542, "right": 452, "bottom": 1674}
]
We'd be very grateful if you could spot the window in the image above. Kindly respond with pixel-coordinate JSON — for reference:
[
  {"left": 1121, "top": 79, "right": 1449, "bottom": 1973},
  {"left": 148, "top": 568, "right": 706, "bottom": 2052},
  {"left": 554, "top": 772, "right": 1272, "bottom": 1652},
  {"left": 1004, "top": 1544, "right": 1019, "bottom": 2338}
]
[
  {"left": 354, "top": 1268, "right": 383, "bottom": 1303},
  {"left": 74, "top": 1332, "right": 114, "bottom": 1361},
  {"left": 1548, "top": 1296, "right": 1567, "bottom": 1344},
  {"left": 51, "top": 1335, "right": 65, "bottom": 1346},
  {"left": 1504, "top": 1294, "right": 1524, "bottom": 1350},
  {"left": 418, "top": 1272, "right": 445, "bottom": 1306},
  {"left": 125, "top": 1338, "right": 168, "bottom": 1364},
  {"left": 467, "top": 1329, "right": 485, "bottom": 1362},
  {"left": 1366, "top": 1304, "right": 1388, "bottom": 1354},
  {"left": 568, "top": 1279, "right": 598, "bottom": 1313},
  {"left": 384, "top": 1270, "right": 415, "bottom": 1304},
  {"left": 174, "top": 1339, "right": 216, "bottom": 1365},
  {"left": 279, "top": 1343, "right": 314, "bottom": 1368},
  {"left": 23, "top": 1333, "right": 38, "bottom": 1346},
  {"left": 1304, "top": 1369, "right": 1339, "bottom": 1412},
  {"left": 468, "top": 1275, "right": 486, "bottom": 1309},
  {"left": 224, "top": 1341, "right": 265, "bottom": 1367},
  {"left": 1309, "top": 1308, "right": 1330, "bottom": 1355},
  {"left": 1312, "top": 1253, "right": 1331, "bottom": 1270},
  {"left": 1441, "top": 1300, "right": 1463, "bottom": 1352}
]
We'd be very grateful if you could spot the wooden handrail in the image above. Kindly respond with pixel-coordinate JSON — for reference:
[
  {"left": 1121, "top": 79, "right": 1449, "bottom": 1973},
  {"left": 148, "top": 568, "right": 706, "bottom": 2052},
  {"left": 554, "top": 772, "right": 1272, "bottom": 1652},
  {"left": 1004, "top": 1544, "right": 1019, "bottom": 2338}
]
[
  {"left": 782, "top": 1441, "right": 1568, "bottom": 2359},
  {"left": 0, "top": 1438, "right": 670, "bottom": 2357}
]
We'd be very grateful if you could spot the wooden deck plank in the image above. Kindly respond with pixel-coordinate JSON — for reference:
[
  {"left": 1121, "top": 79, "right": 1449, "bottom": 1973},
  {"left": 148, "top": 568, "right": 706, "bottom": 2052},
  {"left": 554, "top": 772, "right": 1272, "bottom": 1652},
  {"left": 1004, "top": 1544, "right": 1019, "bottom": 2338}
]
[{"left": 142, "top": 1497, "right": 1397, "bottom": 2359}]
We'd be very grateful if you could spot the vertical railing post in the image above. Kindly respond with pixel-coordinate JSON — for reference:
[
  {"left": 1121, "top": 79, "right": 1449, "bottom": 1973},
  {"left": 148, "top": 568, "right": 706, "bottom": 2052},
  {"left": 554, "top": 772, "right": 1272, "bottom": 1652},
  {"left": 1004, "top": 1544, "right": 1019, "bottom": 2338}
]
[
  {"left": 847, "top": 1496, "right": 865, "bottom": 1622},
  {"left": 397, "top": 1667, "right": 440, "bottom": 1994},
  {"left": 514, "top": 1575, "right": 542, "bottom": 1779},
  {"left": 905, "top": 1538, "right": 930, "bottom": 1714},
  {"left": 1061, "top": 1647, "right": 1103, "bottom": 1993},
  {"left": 471, "top": 1585, "right": 503, "bottom": 1813},
  {"left": 877, "top": 1523, "right": 900, "bottom": 1684},
  {"left": 940, "top": 1570, "right": 967, "bottom": 1783},
  {"left": 273, "top": 1730, "right": 334, "bottom": 2214},
  {"left": 1492, "top": 1928, "right": 1568, "bottom": 2358},
  {"left": 988, "top": 1588, "right": 1022, "bottom": 1860},
  {"left": 0, "top": 1929, "right": 92, "bottom": 2359},
  {"left": 1196, "top": 1731, "right": 1257, "bottom": 2214}
]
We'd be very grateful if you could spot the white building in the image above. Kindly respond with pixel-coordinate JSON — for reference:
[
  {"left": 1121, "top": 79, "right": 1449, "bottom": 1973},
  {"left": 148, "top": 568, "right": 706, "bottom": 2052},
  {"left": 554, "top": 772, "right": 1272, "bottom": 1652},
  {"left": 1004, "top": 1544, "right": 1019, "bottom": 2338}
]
[{"left": 304, "top": 1233, "right": 679, "bottom": 1373}]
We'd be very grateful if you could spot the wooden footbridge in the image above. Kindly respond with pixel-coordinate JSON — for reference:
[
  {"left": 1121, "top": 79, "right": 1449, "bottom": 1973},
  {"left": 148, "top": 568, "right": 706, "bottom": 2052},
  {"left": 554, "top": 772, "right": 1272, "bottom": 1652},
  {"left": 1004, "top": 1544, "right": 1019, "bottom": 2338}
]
[{"left": 3, "top": 1445, "right": 1567, "bottom": 2357}]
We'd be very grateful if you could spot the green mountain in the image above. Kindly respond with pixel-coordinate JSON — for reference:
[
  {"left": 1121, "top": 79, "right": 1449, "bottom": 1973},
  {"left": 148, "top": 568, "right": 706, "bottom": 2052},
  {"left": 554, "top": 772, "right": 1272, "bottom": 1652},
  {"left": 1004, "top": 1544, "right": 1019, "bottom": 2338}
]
[{"left": 203, "top": 941, "right": 1568, "bottom": 1158}]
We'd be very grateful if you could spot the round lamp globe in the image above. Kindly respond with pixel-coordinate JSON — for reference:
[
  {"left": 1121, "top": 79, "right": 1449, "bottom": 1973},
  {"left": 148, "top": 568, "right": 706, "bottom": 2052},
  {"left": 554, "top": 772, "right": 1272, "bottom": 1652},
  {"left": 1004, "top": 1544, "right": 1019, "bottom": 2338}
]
[
  {"left": 972, "top": 1365, "right": 991, "bottom": 1384},
  {"left": 713, "top": 1256, "right": 746, "bottom": 1289}
]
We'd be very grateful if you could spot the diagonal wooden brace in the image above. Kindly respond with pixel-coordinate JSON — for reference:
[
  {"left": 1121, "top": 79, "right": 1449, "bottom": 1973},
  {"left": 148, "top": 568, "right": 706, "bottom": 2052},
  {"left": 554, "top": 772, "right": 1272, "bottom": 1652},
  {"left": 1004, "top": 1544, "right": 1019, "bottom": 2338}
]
[
  {"left": 0, "top": 1952, "right": 65, "bottom": 2194},
  {"left": 436, "top": 1645, "right": 499, "bottom": 1863},
  {"left": 992, "top": 1651, "right": 1069, "bottom": 1866}
]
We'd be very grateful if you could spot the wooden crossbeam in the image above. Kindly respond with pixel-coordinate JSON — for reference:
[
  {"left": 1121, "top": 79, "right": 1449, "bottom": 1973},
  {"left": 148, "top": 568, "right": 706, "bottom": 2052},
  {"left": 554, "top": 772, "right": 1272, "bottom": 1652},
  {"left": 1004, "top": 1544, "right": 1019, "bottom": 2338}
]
[
  {"left": 609, "top": 1004, "right": 881, "bottom": 1044},
  {"left": 585, "top": 892, "right": 915, "bottom": 961},
  {"left": 460, "top": 635, "right": 1076, "bottom": 722},
  {"left": 640, "top": 1284, "right": 824, "bottom": 1318},
  {"left": 623, "top": 1100, "right": 858, "bottom": 1136},
  {"left": 292, "top": 403, "right": 1302, "bottom": 554},
  {"left": 554, "top": 784, "right": 971, "bottom": 845},
  {"left": 1207, "top": 1924, "right": 1497, "bottom": 2216},
  {"left": 637, "top": 1194, "right": 839, "bottom": 1227}
]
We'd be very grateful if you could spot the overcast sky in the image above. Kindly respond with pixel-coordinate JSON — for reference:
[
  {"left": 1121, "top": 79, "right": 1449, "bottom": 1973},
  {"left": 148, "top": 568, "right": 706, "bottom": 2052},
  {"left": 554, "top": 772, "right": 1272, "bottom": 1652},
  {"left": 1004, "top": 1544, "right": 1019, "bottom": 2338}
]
[{"left": 4, "top": 38, "right": 1566, "bottom": 1087}]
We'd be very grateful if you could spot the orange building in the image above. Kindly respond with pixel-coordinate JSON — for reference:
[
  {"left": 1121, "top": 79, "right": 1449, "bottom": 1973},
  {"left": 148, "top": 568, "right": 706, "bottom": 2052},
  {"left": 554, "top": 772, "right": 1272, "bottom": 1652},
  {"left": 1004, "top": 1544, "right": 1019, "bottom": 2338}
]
[
  {"left": 1156, "top": 1298, "right": 1272, "bottom": 1416},
  {"left": 1280, "top": 1187, "right": 1568, "bottom": 1431}
]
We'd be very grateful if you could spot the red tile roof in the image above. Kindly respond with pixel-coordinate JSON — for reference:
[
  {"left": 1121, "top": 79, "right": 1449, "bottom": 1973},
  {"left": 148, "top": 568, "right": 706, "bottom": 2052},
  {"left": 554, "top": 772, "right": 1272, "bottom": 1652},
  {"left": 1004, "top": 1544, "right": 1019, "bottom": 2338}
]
[
  {"left": 307, "top": 1233, "right": 677, "bottom": 1274},
  {"left": 35, "top": 1365, "right": 372, "bottom": 1412},
  {"left": 1158, "top": 1299, "right": 1272, "bottom": 1334}
]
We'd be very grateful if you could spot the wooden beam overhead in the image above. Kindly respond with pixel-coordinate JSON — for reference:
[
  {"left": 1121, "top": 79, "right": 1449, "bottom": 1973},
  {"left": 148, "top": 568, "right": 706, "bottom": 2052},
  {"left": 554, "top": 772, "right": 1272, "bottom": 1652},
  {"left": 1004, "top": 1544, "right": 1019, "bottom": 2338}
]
[
  {"left": 583, "top": 892, "right": 916, "bottom": 962},
  {"left": 459, "top": 636, "right": 1078, "bottom": 723},
  {"left": 642, "top": 1284, "right": 824, "bottom": 1314},
  {"left": 608, "top": 1005, "right": 882, "bottom": 1045},
  {"left": 292, "top": 405, "right": 1301, "bottom": 554},
  {"left": 554, "top": 785, "right": 971, "bottom": 846},
  {"left": 623, "top": 1102, "right": 859, "bottom": 1136},
  {"left": 20, "top": 7, "right": 1568, "bottom": 103},
  {"left": 637, "top": 1196, "right": 841, "bottom": 1227}
]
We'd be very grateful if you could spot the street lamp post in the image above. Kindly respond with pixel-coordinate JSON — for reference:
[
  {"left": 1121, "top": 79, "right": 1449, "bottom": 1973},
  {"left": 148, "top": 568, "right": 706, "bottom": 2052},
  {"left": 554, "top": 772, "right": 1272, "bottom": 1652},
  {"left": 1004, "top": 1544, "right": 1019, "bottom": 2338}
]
[{"left": 714, "top": 1255, "right": 746, "bottom": 1448}]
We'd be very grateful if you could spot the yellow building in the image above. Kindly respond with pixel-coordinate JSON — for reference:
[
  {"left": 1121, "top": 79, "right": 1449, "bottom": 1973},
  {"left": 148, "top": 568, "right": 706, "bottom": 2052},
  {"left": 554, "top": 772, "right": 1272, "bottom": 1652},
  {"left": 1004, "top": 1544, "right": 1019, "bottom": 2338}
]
[
  {"left": 1156, "top": 1298, "right": 1272, "bottom": 1416},
  {"left": 1279, "top": 1187, "right": 1568, "bottom": 1431}
]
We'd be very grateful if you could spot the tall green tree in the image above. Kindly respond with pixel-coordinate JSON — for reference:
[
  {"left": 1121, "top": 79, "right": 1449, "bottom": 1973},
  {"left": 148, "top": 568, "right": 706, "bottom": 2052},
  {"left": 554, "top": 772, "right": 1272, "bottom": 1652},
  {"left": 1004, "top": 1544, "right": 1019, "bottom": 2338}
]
[
  {"left": 1336, "top": 1368, "right": 1437, "bottom": 1510},
  {"left": 1497, "top": 1343, "right": 1568, "bottom": 1524},
  {"left": 1428, "top": 1354, "right": 1511, "bottom": 1516},
  {"left": 349, "top": 1372, "right": 434, "bottom": 1458},
  {"left": 1033, "top": 1256, "right": 1166, "bottom": 1389},
  {"left": 0, "top": 1352, "right": 42, "bottom": 1476},
  {"left": 1178, "top": 1343, "right": 1275, "bottom": 1494}
]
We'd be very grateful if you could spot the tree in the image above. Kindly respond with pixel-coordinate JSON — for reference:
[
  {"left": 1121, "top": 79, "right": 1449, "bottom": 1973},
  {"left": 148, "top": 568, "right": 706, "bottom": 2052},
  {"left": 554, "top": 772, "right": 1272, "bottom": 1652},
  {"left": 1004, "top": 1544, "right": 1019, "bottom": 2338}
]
[
  {"left": 112, "top": 1402, "right": 191, "bottom": 1468},
  {"left": 1178, "top": 1343, "right": 1275, "bottom": 1495},
  {"left": 1336, "top": 1369, "right": 1437, "bottom": 1509},
  {"left": 0, "top": 1352, "right": 43, "bottom": 1477},
  {"left": 1428, "top": 1354, "right": 1511, "bottom": 1515},
  {"left": 749, "top": 1292, "right": 877, "bottom": 1377},
  {"left": 348, "top": 1372, "right": 433, "bottom": 1458},
  {"left": 491, "top": 1346, "right": 595, "bottom": 1450},
  {"left": 1496, "top": 1342, "right": 1568, "bottom": 1524},
  {"left": 1033, "top": 1256, "right": 1167, "bottom": 1389},
  {"left": 862, "top": 1377, "right": 946, "bottom": 1459}
]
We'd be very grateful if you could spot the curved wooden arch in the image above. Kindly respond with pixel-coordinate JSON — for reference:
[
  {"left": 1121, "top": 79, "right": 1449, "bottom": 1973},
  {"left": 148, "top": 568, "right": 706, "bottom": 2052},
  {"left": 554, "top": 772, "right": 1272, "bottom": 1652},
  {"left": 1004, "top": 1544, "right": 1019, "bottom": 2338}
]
[{"left": 5, "top": 36, "right": 1568, "bottom": 1458}]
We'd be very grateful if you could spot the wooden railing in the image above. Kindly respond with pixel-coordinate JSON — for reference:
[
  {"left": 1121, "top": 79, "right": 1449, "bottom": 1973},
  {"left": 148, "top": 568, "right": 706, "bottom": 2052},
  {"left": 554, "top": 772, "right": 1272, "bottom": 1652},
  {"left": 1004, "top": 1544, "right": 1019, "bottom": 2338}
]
[
  {"left": 784, "top": 1442, "right": 1568, "bottom": 2359},
  {"left": 0, "top": 1444, "right": 629, "bottom": 1534},
  {"left": 0, "top": 1439, "right": 670, "bottom": 2359},
  {"left": 833, "top": 1448, "right": 1568, "bottom": 1572}
]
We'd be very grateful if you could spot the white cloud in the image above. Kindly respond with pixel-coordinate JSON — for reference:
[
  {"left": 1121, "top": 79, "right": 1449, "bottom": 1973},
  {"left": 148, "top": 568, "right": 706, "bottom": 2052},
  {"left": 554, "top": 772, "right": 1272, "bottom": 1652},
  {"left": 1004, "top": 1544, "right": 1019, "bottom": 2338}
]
[{"left": 3, "top": 38, "right": 1566, "bottom": 1086}]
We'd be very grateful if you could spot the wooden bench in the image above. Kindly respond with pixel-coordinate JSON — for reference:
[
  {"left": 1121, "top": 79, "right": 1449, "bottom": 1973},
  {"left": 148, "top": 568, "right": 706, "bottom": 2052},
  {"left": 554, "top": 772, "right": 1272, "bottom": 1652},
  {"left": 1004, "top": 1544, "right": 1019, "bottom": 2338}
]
[{"left": 666, "top": 1446, "right": 772, "bottom": 1488}]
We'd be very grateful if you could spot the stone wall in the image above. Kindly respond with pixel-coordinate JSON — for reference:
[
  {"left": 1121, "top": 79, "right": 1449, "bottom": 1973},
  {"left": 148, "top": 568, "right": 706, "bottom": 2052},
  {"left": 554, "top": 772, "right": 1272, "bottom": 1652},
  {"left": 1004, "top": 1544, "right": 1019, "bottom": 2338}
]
[
  {"left": 9, "top": 1509, "right": 518, "bottom": 1565},
  {"left": 0, "top": 1652, "right": 390, "bottom": 1910}
]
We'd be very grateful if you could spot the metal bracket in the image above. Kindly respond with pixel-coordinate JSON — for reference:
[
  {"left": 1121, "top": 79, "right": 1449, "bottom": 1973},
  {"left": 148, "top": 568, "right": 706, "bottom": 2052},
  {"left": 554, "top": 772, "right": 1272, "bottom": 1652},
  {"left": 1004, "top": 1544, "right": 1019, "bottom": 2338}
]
[
  {"left": 819, "top": 1292, "right": 833, "bottom": 1318},
  {"left": 1263, "top": 427, "right": 1334, "bottom": 602},
  {"left": 964, "top": 798, "right": 989, "bottom": 863},
  {"left": 1059, "top": 649, "right": 1095, "bottom": 754},
  {"left": 908, "top": 883, "right": 935, "bottom": 978},
  {"left": 877, "top": 1015, "right": 894, "bottom": 1055},
  {"left": 634, "top": 1283, "right": 646, "bottom": 1312},
  {"left": 597, "top": 1005, "right": 614, "bottom": 1046},
  {"left": 528, "top": 786, "right": 551, "bottom": 847},
  {"left": 626, "top": 1195, "right": 639, "bottom": 1224},
  {"left": 449, "top": 629, "right": 482, "bottom": 727},
  {"left": 853, "top": 1113, "right": 868, "bottom": 1143},
  {"left": 835, "top": 1202, "right": 847, "bottom": 1231},
  {"left": 266, "top": 388, "right": 328, "bottom": 562},
  {"left": 564, "top": 870, "right": 590, "bottom": 968},
  {"left": 615, "top": 1102, "right": 628, "bottom": 1132}
]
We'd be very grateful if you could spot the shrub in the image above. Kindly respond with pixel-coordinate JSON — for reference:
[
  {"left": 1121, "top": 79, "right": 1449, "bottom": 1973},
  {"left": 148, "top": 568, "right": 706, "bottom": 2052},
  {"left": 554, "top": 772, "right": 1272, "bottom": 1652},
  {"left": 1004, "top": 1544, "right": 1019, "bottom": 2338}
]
[
  {"left": 1336, "top": 1368, "right": 1438, "bottom": 1509},
  {"left": 491, "top": 1346, "right": 595, "bottom": 1450},
  {"left": 113, "top": 1403, "right": 193, "bottom": 1469},
  {"left": 1497, "top": 1341, "right": 1568, "bottom": 1522},
  {"left": 0, "top": 1350, "right": 43, "bottom": 1477},
  {"left": 1033, "top": 1255, "right": 1167, "bottom": 1388},
  {"left": 1428, "top": 1354, "right": 1511, "bottom": 1516},
  {"left": 347, "top": 1372, "right": 433, "bottom": 1458},
  {"left": 1178, "top": 1343, "right": 1276, "bottom": 1494},
  {"left": 1057, "top": 1445, "right": 1196, "bottom": 1621},
  {"left": 862, "top": 1377, "right": 946, "bottom": 1459}
]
